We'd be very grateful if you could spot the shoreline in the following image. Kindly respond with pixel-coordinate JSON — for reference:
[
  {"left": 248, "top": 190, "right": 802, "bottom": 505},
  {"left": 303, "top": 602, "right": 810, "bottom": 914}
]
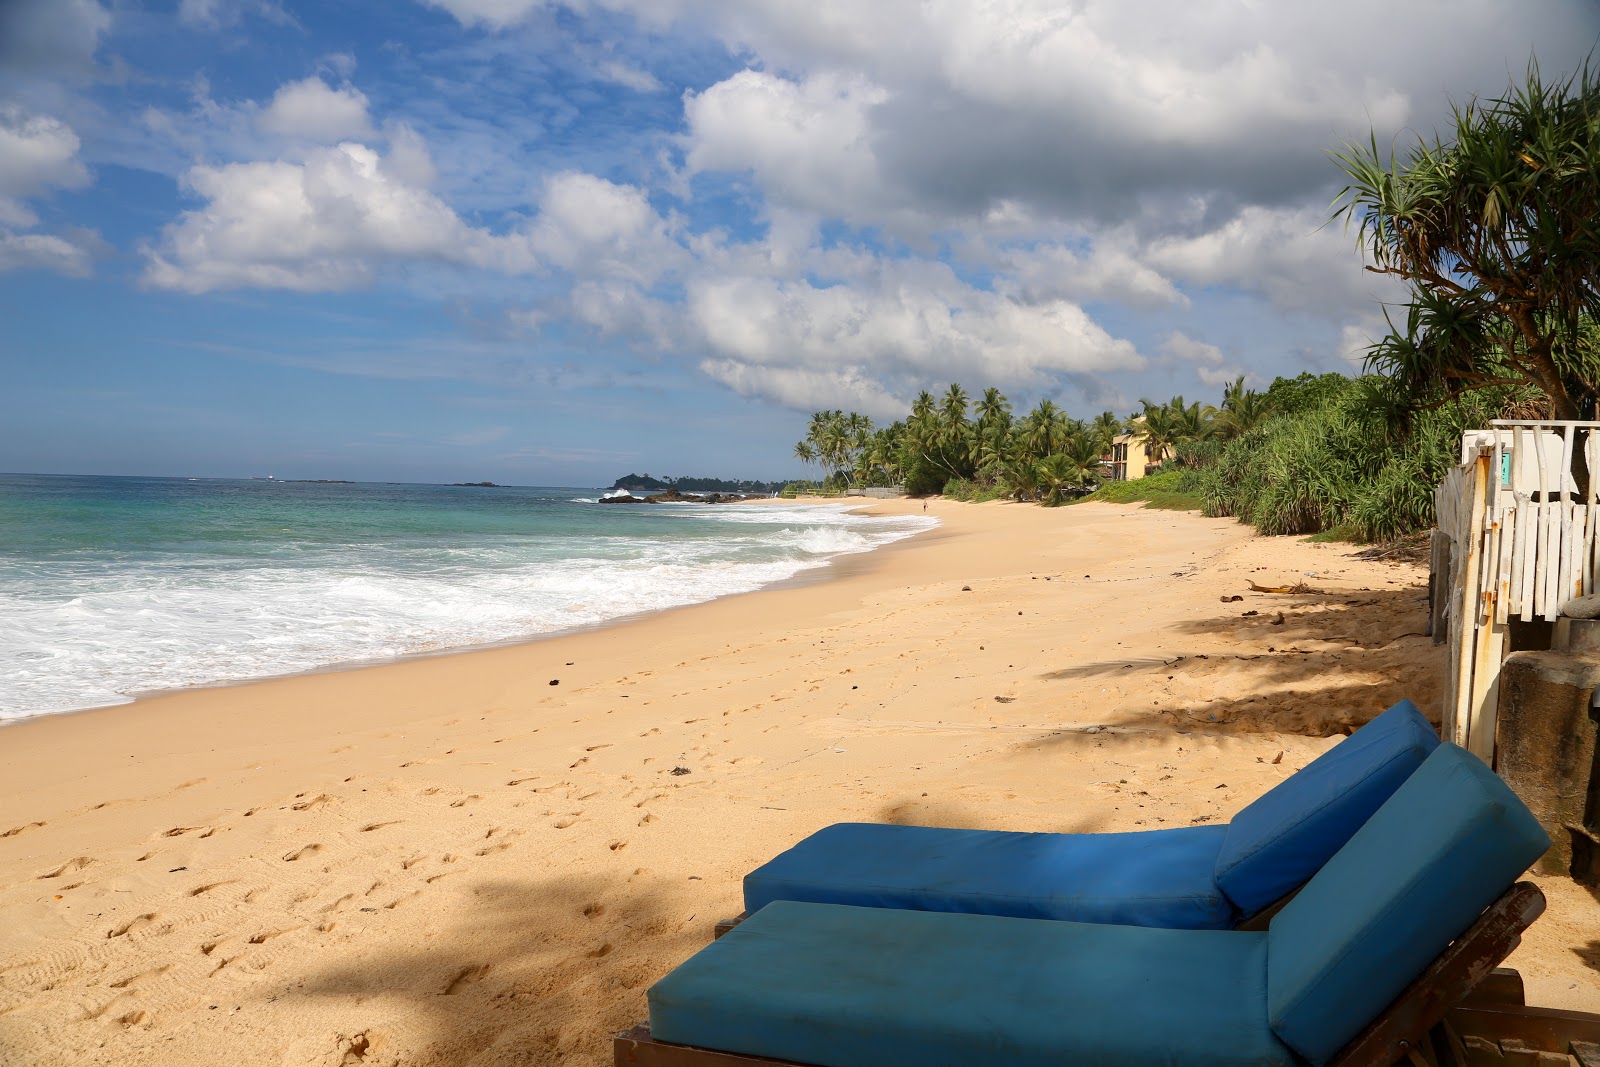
[
  {"left": 2, "top": 498, "right": 1594, "bottom": 1066},
  {"left": 0, "top": 496, "right": 935, "bottom": 730}
]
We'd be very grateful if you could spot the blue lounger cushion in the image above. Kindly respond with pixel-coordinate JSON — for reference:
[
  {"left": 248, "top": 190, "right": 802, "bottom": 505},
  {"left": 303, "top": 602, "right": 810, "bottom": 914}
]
[
  {"left": 743, "top": 822, "right": 1232, "bottom": 929},
  {"left": 742, "top": 699, "right": 1438, "bottom": 929},
  {"left": 1214, "top": 698, "right": 1439, "bottom": 917},
  {"left": 1267, "top": 744, "right": 1549, "bottom": 1065},
  {"left": 650, "top": 900, "right": 1296, "bottom": 1067}
]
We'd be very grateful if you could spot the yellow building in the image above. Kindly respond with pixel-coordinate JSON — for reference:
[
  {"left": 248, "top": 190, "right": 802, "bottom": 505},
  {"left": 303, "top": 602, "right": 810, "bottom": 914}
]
[{"left": 1107, "top": 429, "right": 1160, "bottom": 481}]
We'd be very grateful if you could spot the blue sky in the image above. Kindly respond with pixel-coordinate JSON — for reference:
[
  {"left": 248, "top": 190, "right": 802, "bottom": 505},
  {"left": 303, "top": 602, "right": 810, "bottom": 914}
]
[{"left": 2, "top": 0, "right": 1598, "bottom": 486}]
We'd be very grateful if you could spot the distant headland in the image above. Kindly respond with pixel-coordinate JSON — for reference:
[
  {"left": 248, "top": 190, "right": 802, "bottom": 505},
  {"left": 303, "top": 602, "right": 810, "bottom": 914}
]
[{"left": 609, "top": 473, "right": 782, "bottom": 494}]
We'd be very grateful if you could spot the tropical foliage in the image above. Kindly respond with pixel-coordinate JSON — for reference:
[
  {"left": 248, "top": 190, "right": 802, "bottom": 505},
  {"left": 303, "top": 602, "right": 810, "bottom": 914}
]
[
  {"left": 1332, "top": 62, "right": 1600, "bottom": 420},
  {"left": 793, "top": 388, "right": 1132, "bottom": 505}
]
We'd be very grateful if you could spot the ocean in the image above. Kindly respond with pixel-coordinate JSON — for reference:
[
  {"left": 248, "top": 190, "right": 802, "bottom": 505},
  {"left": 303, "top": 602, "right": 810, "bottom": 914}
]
[{"left": 0, "top": 474, "right": 935, "bottom": 722}]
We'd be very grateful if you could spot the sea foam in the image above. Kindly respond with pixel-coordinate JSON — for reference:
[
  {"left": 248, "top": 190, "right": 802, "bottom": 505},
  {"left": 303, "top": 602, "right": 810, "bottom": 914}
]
[{"left": 0, "top": 488, "right": 933, "bottom": 721}]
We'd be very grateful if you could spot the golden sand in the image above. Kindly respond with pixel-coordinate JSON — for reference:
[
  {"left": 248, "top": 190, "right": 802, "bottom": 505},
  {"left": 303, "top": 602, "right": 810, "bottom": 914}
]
[{"left": 1, "top": 499, "right": 1595, "bottom": 1066}]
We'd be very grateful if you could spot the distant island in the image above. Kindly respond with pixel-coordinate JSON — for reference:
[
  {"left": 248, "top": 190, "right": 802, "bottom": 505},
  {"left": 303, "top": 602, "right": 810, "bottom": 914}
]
[
  {"left": 451, "top": 481, "right": 501, "bottom": 487},
  {"left": 285, "top": 479, "right": 354, "bottom": 484},
  {"left": 610, "top": 473, "right": 782, "bottom": 494}
]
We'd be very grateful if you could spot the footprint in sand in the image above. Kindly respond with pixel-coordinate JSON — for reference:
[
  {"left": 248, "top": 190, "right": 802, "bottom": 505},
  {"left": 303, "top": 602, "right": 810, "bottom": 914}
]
[
  {"left": 107, "top": 913, "right": 159, "bottom": 939},
  {"left": 582, "top": 902, "right": 606, "bottom": 918},
  {"left": 608, "top": 839, "right": 628, "bottom": 852},
  {"left": 442, "top": 964, "right": 492, "bottom": 995},
  {"left": 2, "top": 821, "right": 45, "bottom": 838},
  {"left": 585, "top": 743, "right": 612, "bottom": 752},
  {"left": 569, "top": 757, "right": 589, "bottom": 769},
  {"left": 188, "top": 881, "right": 236, "bottom": 897},
  {"left": 247, "top": 927, "right": 298, "bottom": 945},
  {"left": 360, "top": 821, "right": 402, "bottom": 832},
  {"left": 282, "top": 844, "right": 323, "bottom": 862},
  {"left": 553, "top": 816, "right": 580, "bottom": 830},
  {"left": 475, "top": 841, "right": 516, "bottom": 857},
  {"left": 38, "top": 856, "right": 96, "bottom": 879},
  {"left": 448, "top": 796, "right": 482, "bottom": 809},
  {"left": 638, "top": 813, "right": 658, "bottom": 826},
  {"left": 291, "top": 795, "right": 336, "bottom": 812},
  {"left": 507, "top": 777, "right": 538, "bottom": 786},
  {"left": 108, "top": 964, "right": 171, "bottom": 989}
]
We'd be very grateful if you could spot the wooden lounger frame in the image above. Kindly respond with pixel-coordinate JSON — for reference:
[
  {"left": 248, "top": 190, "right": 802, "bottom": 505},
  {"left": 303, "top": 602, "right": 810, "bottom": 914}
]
[{"left": 618, "top": 883, "right": 1600, "bottom": 1067}]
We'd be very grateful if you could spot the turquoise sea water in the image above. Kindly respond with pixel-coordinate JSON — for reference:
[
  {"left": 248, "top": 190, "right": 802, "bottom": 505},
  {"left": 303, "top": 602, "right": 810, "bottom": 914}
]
[{"left": 0, "top": 475, "right": 935, "bottom": 721}]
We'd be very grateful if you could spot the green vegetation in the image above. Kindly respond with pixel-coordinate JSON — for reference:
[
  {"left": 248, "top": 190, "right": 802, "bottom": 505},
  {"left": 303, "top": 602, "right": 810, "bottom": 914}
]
[
  {"left": 1332, "top": 62, "right": 1600, "bottom": 421},
  {"left": 1084, "top": 470, "right": 1206, "bottom": 512},
  {"left": 792, "top": 387, "right": 1129, "bottom": 505}
]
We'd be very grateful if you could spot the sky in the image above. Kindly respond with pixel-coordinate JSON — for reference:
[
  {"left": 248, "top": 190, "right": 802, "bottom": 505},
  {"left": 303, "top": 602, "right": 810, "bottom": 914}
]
[{"left": 2, "top": 1, "right": 1598, "bottom": 486}]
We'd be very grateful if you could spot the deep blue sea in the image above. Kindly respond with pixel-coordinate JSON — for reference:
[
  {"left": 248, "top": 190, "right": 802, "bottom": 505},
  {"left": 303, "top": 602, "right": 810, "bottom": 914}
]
[{"left": 0, "top": 475, "right": 935, "bottom": 721}]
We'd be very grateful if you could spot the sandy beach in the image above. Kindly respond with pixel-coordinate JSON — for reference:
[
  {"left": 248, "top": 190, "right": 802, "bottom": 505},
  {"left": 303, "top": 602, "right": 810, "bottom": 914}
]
[{"left": 1, "top": 498, "right": 1596, "bottom": 1067}]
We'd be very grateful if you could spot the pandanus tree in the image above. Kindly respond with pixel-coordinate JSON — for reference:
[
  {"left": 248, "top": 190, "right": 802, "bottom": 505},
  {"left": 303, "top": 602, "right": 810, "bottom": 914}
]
[{"left": 1332, "top": 62, "right": 1600, "bottom": 420}]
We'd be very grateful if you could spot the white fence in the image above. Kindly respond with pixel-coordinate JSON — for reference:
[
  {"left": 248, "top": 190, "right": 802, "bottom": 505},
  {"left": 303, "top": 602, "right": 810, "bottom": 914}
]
[{"left": 1435, "top": 420, "right": 1600, "bottom": 760}]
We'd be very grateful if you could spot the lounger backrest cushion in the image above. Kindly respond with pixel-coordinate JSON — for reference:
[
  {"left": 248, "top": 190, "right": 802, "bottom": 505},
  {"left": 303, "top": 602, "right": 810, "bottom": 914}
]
[
  {"left": 1213, "top": 699, "right": 1438, "bottom": 917},
  {"left": 1265, "top": 744, "right": 1548, "bottom": 1066}
]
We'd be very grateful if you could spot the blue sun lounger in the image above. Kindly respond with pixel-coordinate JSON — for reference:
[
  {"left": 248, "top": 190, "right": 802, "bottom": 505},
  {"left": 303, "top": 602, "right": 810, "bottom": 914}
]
[
  {"left": 725, "top": 699, "right": 1438, "bottom": 933},
  {"left": 619, "top": 743, "right": 1557, "bottom": 1067}
]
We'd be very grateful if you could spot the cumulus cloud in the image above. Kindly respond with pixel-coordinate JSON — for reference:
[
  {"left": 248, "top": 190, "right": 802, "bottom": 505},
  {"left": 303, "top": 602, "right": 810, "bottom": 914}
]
[
  {"left": 682, "top": 264, "right": 1144, "bottom": 410},
  {"left": 699, "top": 360, "right": 908, "bottom": 420},
  {"left": 684, "top": 70, "right": 891, "bottom": 224},
  {"left": 144, "top": 141, "right": 539, "bottom": 292},
  {"left": 528, "top": 171, "right": 680, "bottom": 282},
  {"left": 0, "top": 107, "right": 102, "bottom": 277},
  {"left": 0, "top": 107, "right": 89, "bottom": 226},
  {"left": 1161, "top": 331, "right": 1249, "bottom": 388},
  {"left": 993, "top": 235, "right": 1187, "bottom": 311},
  {"left": 1145, "top": 205, "right": 1394, "bottom": 316},
  {"left": 258, "top": 78, "right": 375, "bottom": 143}
]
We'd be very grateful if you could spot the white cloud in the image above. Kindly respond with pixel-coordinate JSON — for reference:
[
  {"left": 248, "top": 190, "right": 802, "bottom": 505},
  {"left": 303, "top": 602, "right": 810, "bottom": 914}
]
[
  {"left": 1145, "top": 205, "right": 1397, "bottom": 316},
  {"left": 420, "top": 0, "right": 548, "bottom": 30},
  {"left": 994, "top": 235, "right": 1187, "bottom": 311},
  {"left": 0, "top": 107, "right": 90, "bottom": 226},
  {"left": 529, "top": 172, "right": 678, "bottom": 282},
  {"left": 682, "top": 265, "right": 1144, "bottom": 411},
  {"left": 684, "top": 70, "right": 891, "bottom": 224},
  {"left": 144, "top": 141, "right": 539, "bottom": 293},
  {"left": 178, "top": 0, "right": 295, "bottom": 30},
  {"left": 258, "top": 78, "right": 375, "bottom": 143},
  {"left": 597, "top": 61, "right": 663, "bottom": 93},
  {"left": 1161, "top": 331, "right": 1225, "bottom": 368},
  {"left": 0, "top": 230, "right": 95, "bottom": 276},
  {"left": 0, "top": 107, "right": 101, "bottom": 278},
  {"left": 699, "top": 360, "right": 908, "bottom": 420}
]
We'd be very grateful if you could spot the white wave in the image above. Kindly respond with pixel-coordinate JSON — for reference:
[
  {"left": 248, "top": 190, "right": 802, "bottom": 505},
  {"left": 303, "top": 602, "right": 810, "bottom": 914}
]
[{"left": 0, "top": 508, "right": 938, "bottom": 721}]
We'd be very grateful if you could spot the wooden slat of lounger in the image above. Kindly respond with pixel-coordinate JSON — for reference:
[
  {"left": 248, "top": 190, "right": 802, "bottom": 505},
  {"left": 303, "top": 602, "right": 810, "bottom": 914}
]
[
  {"left": 1329, "top": 882, "right": 1546, "bottom": 1067},
  {"left": 712, "top": 913, "right": 746, "bottom": 939},
  {"left": 1458, "top": 968, "right": 1526, "bottom": 1008},
  {"left": 615, "top": 1025, "right": 799, "bottom": 1066},
  {"left": 1447, "top": 1003, "right": 1600, "bottom": 1054}
]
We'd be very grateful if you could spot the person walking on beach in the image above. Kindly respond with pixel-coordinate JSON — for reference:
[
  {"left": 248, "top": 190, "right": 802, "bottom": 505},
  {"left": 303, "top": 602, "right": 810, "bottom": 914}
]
[{"left": 922, "top": 500, "right": 928, "bottom": 513}]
